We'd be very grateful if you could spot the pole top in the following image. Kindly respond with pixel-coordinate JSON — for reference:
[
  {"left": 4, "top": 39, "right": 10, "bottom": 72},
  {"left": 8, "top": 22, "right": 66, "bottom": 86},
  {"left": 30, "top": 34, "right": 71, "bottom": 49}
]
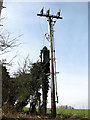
[
  {"left": 37, "top": 8, "right": 63, "bottom": 20},
  {"left": 37, "top": 13, "right": 63, "bottom": 19}
]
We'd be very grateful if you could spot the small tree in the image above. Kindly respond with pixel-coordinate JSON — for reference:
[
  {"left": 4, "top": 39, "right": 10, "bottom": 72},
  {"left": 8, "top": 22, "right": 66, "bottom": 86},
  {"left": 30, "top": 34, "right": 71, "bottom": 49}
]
[
  {"left": 40, "top": 46, "right": 50, "bottom": 115},
  {"left": 13, "top": 58, "right": 42, "bottom": 113},
  {"left": 2, "top": 65, "right": 16, "bottom": 114},
  {"left": 29, "top": 62, "right": 42, "bottom": 113}
]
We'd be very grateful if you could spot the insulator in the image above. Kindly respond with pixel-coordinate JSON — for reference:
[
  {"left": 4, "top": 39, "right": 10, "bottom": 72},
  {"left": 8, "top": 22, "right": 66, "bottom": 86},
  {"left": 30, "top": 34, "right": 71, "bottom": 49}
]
[
  {"left": 57, "top": 9, "right": 60, "bottom": 16},
  {"left": 40, "top": 8, "right": 43, "bottom": 15},
  {"left": 46, "top": 9, "right": 50, "bottom": 16}
]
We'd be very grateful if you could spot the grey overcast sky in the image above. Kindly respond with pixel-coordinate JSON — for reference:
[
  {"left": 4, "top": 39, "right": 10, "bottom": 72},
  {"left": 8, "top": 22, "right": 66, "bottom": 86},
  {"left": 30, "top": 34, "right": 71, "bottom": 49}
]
[{"left": 1, "top": 2, "right": 88, "bottom": 109}]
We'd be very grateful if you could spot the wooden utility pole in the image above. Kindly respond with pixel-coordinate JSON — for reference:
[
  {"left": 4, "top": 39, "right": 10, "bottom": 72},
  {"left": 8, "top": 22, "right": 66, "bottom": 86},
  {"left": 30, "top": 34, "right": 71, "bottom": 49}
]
[
  {"left": 0, "top": 0, "right": 6, "bottom": 26},
  {"left": 0, "top": 0, "right": 3, "bottom": 17},
  {"left": 0, "top": 0, "right": 6, "bottom": 17},
  {"left": 37, "top": 8, "right": 62, "bottom": 118}
]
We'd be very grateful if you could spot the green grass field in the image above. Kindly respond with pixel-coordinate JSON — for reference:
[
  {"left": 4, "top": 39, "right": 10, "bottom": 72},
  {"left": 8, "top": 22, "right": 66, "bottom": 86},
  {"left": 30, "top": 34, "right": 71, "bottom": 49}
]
[{"left": 23, "top": 108, "right": 89, "bottom": 118}]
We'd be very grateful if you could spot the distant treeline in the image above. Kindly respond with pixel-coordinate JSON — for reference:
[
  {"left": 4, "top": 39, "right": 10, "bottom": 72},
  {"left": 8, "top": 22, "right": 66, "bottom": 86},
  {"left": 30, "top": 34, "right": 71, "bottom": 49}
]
[{"left": 57, "top": 105, "right": 74, "bottom": 109}]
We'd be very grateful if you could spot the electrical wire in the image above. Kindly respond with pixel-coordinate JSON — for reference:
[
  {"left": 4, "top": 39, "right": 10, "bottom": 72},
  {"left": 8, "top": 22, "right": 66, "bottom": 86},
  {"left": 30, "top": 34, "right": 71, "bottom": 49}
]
[
  {"left": 38, "top": 17, "right": 45, "bottom": 47},
  {"left": 52, "top": 18, "right": 59, "bottom": 103}
]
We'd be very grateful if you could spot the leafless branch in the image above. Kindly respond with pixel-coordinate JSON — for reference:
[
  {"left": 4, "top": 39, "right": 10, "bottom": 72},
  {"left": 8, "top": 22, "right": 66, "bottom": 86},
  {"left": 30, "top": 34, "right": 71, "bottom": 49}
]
[
  {"left": 14, "top": 55, "right": 32, "bottom": 77},
  {"left": 0, "top": 31, "right": 22, "bottom": 55}
]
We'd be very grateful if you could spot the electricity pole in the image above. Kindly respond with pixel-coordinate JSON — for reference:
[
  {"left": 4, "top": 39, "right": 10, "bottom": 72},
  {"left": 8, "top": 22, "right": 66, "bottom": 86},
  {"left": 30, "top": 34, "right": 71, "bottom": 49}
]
[
  {"left": 37, "top": 8, "right": 62, "bottom": 118},
  {"left": 0, "top": 0, "right": 6, "bottom": 26},
  {"left": 0, "top": 0, "right": 3, "bottom": 17}
]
